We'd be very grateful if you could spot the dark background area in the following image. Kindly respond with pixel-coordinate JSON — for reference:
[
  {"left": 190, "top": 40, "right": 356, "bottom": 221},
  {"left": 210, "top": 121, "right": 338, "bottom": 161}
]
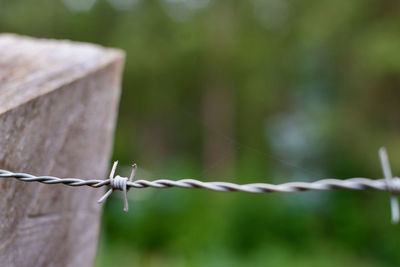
[{"left": 1, "top": 0, "right": 400, "bottom": 265}]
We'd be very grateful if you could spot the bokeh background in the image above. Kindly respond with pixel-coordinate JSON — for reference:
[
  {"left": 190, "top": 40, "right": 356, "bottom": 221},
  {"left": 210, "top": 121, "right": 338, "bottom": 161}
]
[{"left": 2, "top": 0, "right": 400, "bottom": 266}]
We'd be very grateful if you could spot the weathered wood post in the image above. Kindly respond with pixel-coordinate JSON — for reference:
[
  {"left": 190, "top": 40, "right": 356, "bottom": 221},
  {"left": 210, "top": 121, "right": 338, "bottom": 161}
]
[{"left": 0, "top": 34, "right": 124, "bottom": 266}]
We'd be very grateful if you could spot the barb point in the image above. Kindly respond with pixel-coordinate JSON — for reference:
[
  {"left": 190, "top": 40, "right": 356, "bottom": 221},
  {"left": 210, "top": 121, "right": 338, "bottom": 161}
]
[{"left": 379, "top": 147, "right": 399, "bottom": 224}]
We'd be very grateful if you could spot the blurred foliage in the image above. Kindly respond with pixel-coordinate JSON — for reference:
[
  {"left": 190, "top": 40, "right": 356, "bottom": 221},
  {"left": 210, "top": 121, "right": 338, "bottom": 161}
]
[{"left": 1, "top": 0, "right": 400, "bottom": 266}]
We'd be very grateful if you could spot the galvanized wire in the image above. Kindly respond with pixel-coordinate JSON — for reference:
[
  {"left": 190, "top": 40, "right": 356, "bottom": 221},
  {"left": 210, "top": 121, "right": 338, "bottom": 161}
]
[
  {"left": 0, "top": 148, "right": 398, "bottom": 222},
  {"left": 0, "top": 169, "right": 395, "bottom": 192}
]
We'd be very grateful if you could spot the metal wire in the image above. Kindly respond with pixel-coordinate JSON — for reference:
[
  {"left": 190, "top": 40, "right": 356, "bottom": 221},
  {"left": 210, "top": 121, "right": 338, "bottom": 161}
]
[
  {"left": 0, "top": 148, "right": 398, "bottom": 222},
  {"left": 0, "top": 169, "right": 396, "bottom": 193}
]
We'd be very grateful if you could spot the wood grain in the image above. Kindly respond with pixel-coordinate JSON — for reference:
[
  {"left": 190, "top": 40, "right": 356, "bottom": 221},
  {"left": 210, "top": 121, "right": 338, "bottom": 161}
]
[{"left": 0, "top": 34, "right": 124, "bottom": 267}]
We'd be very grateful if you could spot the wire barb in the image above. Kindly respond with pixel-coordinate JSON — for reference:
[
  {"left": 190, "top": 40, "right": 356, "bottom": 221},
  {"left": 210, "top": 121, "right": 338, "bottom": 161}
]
[
  {"left": 0, "top": 148, "right": 398, "bottom": 222},
  {"left": 379, "top": 147, "right": 399, "bottom": 224},
  {"left": 97, "top": 161, "right": 137, "bottom": 212}
]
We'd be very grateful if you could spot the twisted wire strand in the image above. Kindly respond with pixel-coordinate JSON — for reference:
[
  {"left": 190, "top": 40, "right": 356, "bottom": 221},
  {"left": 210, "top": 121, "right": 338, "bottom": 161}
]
[
  {"left": 0, "top": 147, "right": 398, "bottom": 222},
  {"left": 128, "top": 178, "right": 392, "bottom": 193},
  {"left": 0, "top": 169, "right": 395, "bottom": 193}
]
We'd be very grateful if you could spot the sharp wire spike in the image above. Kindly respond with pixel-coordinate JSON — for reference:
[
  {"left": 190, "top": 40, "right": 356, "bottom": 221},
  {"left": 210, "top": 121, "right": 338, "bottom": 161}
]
[
  {"left": 379, "top": 147, "right": 399, "bottom": 224},
  {"left": 97, "top": 188, "right": 113, "bottom": 204},
  {"left": 110, "top": 161, "right": 118, "bottom": 179},
  {"left": 122, "top": 181, "right": 129, "bottom": 211},
  {"left": 130, "top": 163, "right": 137, "bottom": 182}
]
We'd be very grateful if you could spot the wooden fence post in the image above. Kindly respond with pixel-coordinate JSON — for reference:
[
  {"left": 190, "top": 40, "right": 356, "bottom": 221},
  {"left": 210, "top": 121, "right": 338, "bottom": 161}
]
[{"left": 0, "top": 34, "right": 124, "bottom": 266}]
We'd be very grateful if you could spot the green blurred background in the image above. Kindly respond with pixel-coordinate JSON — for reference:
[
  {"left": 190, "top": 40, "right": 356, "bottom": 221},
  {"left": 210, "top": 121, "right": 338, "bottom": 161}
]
[{"left": 2, "top": 0, "right": 400, "bottom": 266}]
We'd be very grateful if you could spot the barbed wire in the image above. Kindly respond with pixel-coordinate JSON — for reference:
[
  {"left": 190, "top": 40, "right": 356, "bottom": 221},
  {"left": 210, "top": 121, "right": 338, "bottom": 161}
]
[{"left": 0, "top": 148, "right": 398, "bottom": 222}]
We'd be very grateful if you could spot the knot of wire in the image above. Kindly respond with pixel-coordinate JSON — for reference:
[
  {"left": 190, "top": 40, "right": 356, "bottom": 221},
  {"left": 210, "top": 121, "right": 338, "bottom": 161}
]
[
  {"left": 98, "top": 162, "right": 136, "bottom": 211},
  {"left": 0, "top": 147, "right": 398, "bottom": 223}
]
